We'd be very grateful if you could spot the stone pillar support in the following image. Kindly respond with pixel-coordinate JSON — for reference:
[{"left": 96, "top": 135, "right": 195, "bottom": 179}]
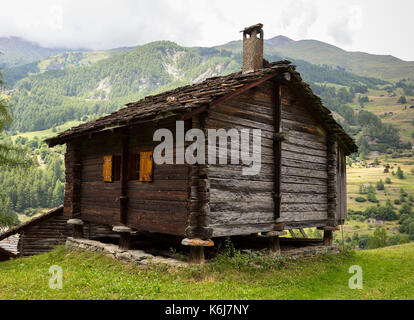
[
  {"left": 67, "top": 218, "right": 84, "bottom": 239},
  {"left": 113, "top": 226, "right": 133, "bottom": 251},
  {"left": 181, "top": 238, "right": 214, "bottom": 264}
]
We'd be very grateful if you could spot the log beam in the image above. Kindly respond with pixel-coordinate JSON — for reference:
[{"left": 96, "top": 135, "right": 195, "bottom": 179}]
[
  {"left": 323, "top": 229, "right": 333, "bottom": 246},
  {"left": 120, "top": 134, "right": 129, "bottom": 224}
]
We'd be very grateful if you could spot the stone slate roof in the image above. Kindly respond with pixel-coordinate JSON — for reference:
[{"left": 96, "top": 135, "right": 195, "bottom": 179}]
[
  {"left": 0, "top": 235, "right": 18, "bottom": 254},
  {"left": 46, "top": 61, "right": 357, "bottom": 154}
]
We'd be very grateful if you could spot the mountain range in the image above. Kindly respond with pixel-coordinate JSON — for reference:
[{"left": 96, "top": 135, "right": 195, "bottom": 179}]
[{"left": 2, "top": 35, "right": 414, "bottom": 82}]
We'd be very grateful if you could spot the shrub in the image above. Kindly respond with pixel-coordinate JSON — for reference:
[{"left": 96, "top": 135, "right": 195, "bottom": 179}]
[
  {"left": 396, "top": 167, "right": 404, "bottom": 179},
  {"left": 367, "top": 192, "right": 379, "bottom": 203},
  {"left": 399, "top": 203, "right": 413, "bottom": 216},
  {"left": 385, "top": 178, "right": 392, "bottom": 184},
  {"left": 377, "top": 206, "right": 398, "bottom": 221},
  {"left": 397, "top": 96, "right": 407, "bottom": 104},
  {"left": 376, "top": 179, "right": 385, "bottom": 190},
  {"left": 368, "top": 227, "right": 388, "bottom": 249},
  {"left": 394, "top": 199, "right": 401, "bottom": 205},
  {"left": 358, "top": 235, "right": 371, "bottom": 249},
  {"left": 355, "top": 197, "right": 367, "bottom": 203},
  {"left": 400, "top": 188, "right": 408, "bottom": 197}
]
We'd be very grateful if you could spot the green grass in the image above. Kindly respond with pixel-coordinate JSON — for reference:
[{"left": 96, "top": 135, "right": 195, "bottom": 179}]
[
  {"left": 1, "top": 244, "right": 413, "bottom": 300},
  {"left": 347, "top": 160, "right": 414, "bottom": 212},
  {"left": 272, "top": 40, "right": 414, "bottom": 81},
  {"left": 11, "top": 120, "right": 84, "bottom": 142}
]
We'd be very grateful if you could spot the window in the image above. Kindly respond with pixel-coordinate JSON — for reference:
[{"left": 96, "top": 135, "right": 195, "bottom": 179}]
[
  {"left": 139, "top": 151, "right": 153, "bottom": 182},
  {"left": 102, "top": 155, "right": 121, "bottom": 182},
  {"left": 128, "top": 151, "right": 153, "bottom": 182}
]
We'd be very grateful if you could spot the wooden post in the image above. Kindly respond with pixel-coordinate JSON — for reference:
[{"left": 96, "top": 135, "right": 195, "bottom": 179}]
[
  {"left": 319, "top": 226, "right": 339, "bottom": 246},
  {"left": 120, "top": 134, "right": 129, "bottom": 224},
  {"left": 67, "top": 219, "right": 84, "bottom": 239},
  {"left": 190, "top": 247, "right": 205, "bottom": 264},
  {"left": 185, "top": 114, "right": 213, "bottom": 241},
  {"left": 66, "top": 142, "right": 82, "bottom": 218},
  {"left": 323, "top": 230, "right": 333, "bottom": 246},
  {"left": 262, "top": 230, "right": 287, "bottom": 255},
  {"left": 113, "top": 226, "right": 132, "bottom": 251},
  {"left": 119, "top": 233, "right": 131, "bottom": 251},
  {"left": 327, "top": 134, "right": 338, "bottom": 226},
  {"left": 269, "top": 237, "right": 281, "bottom": 254},
  {"left": 182, "top": 238, "right": 214, "bottom": 264}
]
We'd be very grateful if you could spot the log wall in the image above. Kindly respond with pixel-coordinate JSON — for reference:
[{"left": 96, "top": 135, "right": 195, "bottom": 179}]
[
  {"left": 75, "top": 119, "right": 191, "bottom": 236},
  {"left": 205, "top": 81, "right": 347, "bottom": 236},
  {"left": 18, "top": 214, "right": 69, "bottom": 257},
  {"left": 278, "top": 85, "right": 329, "bottom": 228},
  {"left": 206, "top": 82, "right": 276, "bottom": 237}
]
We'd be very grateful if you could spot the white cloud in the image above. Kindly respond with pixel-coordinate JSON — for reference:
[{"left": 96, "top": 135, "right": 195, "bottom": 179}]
[
  {"left": 328, "top": 5, "right": 363, "bottom": 46},
  {"left": 0, "top": 0, "right": 412, "bottom": 60},
  {"left": 278, "top": 0, "right": 319, "bottom": 39}
]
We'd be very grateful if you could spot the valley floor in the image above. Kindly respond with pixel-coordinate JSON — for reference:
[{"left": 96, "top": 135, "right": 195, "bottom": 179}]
[{"left": 0, "top": 243, "right": 413, "bottom": 300}]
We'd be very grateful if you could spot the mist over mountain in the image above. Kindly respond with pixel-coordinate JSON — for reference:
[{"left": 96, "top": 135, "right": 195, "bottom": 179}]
[{"left": 0, "top": 36, "right": 80, "bottom": 68}]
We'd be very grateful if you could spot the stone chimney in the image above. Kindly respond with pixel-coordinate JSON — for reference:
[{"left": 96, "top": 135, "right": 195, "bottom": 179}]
[{"left": 242, "top": 23, "right": 264, "bottom": 74}]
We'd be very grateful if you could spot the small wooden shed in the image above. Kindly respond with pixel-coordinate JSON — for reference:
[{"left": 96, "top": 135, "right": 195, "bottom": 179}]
[
  {"left": 0, "top": 207, "right": 114, "bottom": 257},
  {"left": 46, "top": 24, "right": 357, "bottom": 261}
]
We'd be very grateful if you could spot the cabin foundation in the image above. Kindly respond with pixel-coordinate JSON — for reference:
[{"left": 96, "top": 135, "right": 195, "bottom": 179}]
[
  {"left": 67, "top": 218, "right": 84, "bottom": 239},
  {"left": 182, "top": 238, "right": 214, "bottom": 264},
  {"left": 262, "top": 231, "right": 288, "bottom": 255},
  {"left": 113, "top": 226, "right": 133, "bottom": 251},
  {"left": 319, "top": 226, "right": 340, "bottom": 246}
]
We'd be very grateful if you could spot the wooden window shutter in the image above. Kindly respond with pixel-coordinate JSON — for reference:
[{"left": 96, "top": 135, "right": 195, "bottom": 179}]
[
  {"left": 139, "top": 151, "right": 153, "bottom": 182},
  {"left": 103, "top": 155, "right": 113, "bottom": 182}
]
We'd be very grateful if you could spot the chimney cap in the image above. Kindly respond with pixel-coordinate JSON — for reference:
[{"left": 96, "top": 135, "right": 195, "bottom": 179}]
[{"left": 241, "top": 23, "right": 263, "bottom": 34}]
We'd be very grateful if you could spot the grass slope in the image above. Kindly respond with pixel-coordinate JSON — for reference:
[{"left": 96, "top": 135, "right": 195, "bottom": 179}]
[
  {"left": 1, "top": 244, "right": 413, "bottom": 300},
  {"left": 272, "top": 40, "right": 414, "bottom": 82}
]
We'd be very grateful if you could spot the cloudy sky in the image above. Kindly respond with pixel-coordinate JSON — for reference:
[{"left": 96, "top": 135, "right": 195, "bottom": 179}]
[{"left": 1, "top": 0, "right": 413, "bottom": 61}]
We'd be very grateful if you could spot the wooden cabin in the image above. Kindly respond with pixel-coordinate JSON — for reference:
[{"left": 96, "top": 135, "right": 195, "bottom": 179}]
[{"left": 46, "top": 24, "right": 357, "bottom": 262}]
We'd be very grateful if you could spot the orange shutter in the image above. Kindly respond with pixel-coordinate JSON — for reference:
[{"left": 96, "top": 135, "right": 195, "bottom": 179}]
[
  {"left": 139, "top": 151, "right": 153, "bottom": 182},
  {"left": 103, "top": 156, "right": 113, "bottom": 182}
]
